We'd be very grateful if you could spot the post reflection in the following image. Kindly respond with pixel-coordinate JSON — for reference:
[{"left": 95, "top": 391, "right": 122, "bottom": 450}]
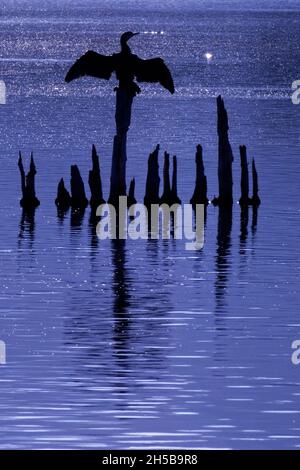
[
  {"left": 88, "top": 209, "right": 100, "bottom": 254},
  {"left": 18, "top": 208, "right": 36, "bottom": 249},
  {"left": 62, "top": 208, "right": 171, "bottom": 398},
  {"left": 110, "top": 238, "right": 133, "bottom": 396},
  {"left": 70, "top": 207, "right": 86, "bottom": 231},
  {"left": 252, "top": 205, "right": 258, "bottom": 237},
  {"left": 214, "top": 205, "right": 232, "bottom": 316},
  {"left": 56, "top": 206, "right": 70, "bottom": 226},
  {"left": 239, "top": 206, "right": 249, "bottom": 251}
]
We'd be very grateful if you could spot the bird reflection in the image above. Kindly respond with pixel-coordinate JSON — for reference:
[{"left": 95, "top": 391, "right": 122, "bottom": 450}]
[
  {"left": 110, "top": 238, "right": 133, "bottom": 399},
  {"left": 215, "top": 205, "right": 232, "bottom": 315},
  {"left": 61, "top": 221, "right": 169, "bottom": 411}
]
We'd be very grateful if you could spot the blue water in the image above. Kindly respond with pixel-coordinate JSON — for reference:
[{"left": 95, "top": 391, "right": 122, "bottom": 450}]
[{"left": 0, "top": 0, "right": 300, "bottom": 449}]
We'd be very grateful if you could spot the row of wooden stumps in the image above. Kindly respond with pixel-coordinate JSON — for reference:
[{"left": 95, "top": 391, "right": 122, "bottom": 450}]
[
  {"left": 55, "top": 144, "right": 105, "bottom": 211},
  {"left": 18, "top": 95, "right": 260, "bottom": 211},
  {"left": 54, "top": 144, "right": 182, "bottom": 211}
]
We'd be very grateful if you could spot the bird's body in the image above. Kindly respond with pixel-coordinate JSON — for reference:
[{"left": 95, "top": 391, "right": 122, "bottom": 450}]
[
  {"left": 113, "top": 50, "right": 139, "bottom": 93},
  {"left": 65, "top": 31, "right": 175, "bottom": 95},
  {"left": 65, "top": 32, "right": 174, "bottom": 204}
]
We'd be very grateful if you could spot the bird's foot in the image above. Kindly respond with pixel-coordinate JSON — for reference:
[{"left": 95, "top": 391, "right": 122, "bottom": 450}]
[{"left": 114, "top": 82, "right": 141, "bottom": 96}]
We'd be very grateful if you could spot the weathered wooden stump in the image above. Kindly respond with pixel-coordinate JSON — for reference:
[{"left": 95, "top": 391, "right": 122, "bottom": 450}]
[
  {"left": 170, "top": 155, "right": 181, "bottom": 204},
  {"left": 212, "top": 96, "right": 234, "bottom": 206},
  {"left": 70, "top": 164, "right": 88, "bottom": 209},
  {"left": 18, "top": 152, "right": 40, "bottom": 209},
  {"left": 144, "top": 144, "right": 160, "bottom": 207},
  {"left": 55, "top": 178, "right": 71, "bottom": 210},
  {"left": 108, "top": 88, "right": 134, "bottom": 206},
  {"left": 127, "top": 178, "right": 137, "bottom": 206},
  {"left": 190, "top": 144, "right": 208, "bottom": 206},
  {"left": 239, "top": 145, "right": 251, "bottom": 206},
  {"left": 238, "top": 146, "right": 260, "bottom": 207},
  {"left": 251, "top": 159, "right": 261, "bottom": 206},
  {"left": 160, "top": 151, "right": 172, "bottom": 205},
  {"left": 89, "top": 144, "right": 105, "bottom": 209}
]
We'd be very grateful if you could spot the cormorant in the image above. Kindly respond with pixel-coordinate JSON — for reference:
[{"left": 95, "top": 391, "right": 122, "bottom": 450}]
[{"left": 65, "top": 31, "right": 175, "bottom": 95}]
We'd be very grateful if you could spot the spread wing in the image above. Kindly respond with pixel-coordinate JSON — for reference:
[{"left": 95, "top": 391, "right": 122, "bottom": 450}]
[
  {"left": 65, "top": 50, "right": 115, "bottom": 82},
  {"left": 134, "top": 57, "right": 175, "bottom": 94}
]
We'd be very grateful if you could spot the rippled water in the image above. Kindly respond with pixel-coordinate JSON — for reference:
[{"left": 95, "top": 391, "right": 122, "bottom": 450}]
[{"left": 0, "top": 0, "right": 300, "bottom": 449}]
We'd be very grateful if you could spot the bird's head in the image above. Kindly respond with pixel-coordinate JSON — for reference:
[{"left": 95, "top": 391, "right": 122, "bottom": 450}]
[{"left": 121, "top": 31, "right": 139, "bottom": 45}]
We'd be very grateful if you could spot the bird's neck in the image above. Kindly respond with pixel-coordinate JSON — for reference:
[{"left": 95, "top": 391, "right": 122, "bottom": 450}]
[{"left": 121, "top": 40, "right": 131, "bottom": 54}]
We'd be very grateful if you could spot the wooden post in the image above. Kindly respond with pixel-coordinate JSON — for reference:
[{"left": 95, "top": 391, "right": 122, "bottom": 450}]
[
  {"left": 18, "top": 152, "right": 26, "bottom": 196},
  {"left": 108, "top": 88, "right": 134, "bottom": 205},
  {"left": 55, "top": 178, "right": 71, "bottom": 210},
  {"left": 70, "top": 164, "right": 88, "bottom": 209},
  {"left": 251, "top": 159, "right": 261, "bottom": 206},
  {"left": 127, "top": 178, "right": 137, "bottom": 206},
  {"left": 170, "top": 155, "right": 181, "bottom": 204},
  {"left": 239, "top": 145, "right": 250, "bottom": 206},
  {"left": 89, "top": 144, "right": 105, "bottom": 209},
  {"left": 190, "top": 144, "right": 208, "bottom": 206},
  {"left": 160, "top": 151, "right": 172, "bottom": 204},
  {"left": 18, "top": 152, "right": 40, "bottom": 209},
  {"left": 214, "top": 95, "right": 234, "bottom": 206},
  {"left": 144, "top": 144, "right": 160, "bottom": 206}
]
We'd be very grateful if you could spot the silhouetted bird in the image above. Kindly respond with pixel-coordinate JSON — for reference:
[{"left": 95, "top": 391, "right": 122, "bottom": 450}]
[{"left": 65, "top": 31, "right": 175, "bottom": 95}]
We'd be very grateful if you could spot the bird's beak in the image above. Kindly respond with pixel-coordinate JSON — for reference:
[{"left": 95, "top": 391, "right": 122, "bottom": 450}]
[{"left": 132, "top": 32, "right": 139, "bottom": 36}]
